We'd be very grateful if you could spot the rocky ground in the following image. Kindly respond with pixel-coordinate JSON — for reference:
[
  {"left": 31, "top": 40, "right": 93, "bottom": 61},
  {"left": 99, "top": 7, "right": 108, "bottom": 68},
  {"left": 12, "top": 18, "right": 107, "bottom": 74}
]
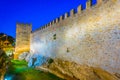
[{"left": 37, "top": 58, "right": 120, "bottom": 80}]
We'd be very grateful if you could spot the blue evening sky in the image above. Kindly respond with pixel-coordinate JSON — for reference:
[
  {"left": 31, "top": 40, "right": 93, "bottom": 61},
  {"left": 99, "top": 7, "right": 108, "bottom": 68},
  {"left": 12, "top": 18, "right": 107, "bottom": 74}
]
[{"left": 0, "top": 0, "right": 96, "bottom": 38}]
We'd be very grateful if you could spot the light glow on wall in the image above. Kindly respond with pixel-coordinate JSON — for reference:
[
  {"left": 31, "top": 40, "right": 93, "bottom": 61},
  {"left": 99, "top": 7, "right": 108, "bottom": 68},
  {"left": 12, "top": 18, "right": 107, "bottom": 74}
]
[{"left": 66, "top": 27, "right": 80, "bottom": 38}]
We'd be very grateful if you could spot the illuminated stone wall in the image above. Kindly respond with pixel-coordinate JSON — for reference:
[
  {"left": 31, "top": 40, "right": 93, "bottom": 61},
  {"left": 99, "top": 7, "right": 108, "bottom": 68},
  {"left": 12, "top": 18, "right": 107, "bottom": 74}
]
[
  {"left": 15, "top": 23, "right": 32, "bottom": 59},
  {"left": 31, "top": 0, "right": 120, "bottom": 74}
]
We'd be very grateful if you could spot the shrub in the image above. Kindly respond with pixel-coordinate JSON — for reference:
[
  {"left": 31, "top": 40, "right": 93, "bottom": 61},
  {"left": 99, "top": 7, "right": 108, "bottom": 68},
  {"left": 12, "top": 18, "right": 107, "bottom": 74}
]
[{"left": 48, "top": 58, "right": 54, "bottom": 64}]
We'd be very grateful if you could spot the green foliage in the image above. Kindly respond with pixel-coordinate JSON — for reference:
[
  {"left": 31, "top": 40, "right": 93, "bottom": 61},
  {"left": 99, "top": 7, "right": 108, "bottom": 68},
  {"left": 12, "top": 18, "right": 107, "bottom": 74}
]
[
  {"left": 11, "top": 60, "right": 27, "bottom": 65},
  {"left": 0, "top": 33, "right": 15, "bottom": 46},
  {"left": 5, "top": 60, "right": 63, "bottom": 80},
  {"left": 48, "top": 58, "right": 54, "bottom": 64},
  {"left": 0, "top": 49, "right": 8, "bottom": 68}
]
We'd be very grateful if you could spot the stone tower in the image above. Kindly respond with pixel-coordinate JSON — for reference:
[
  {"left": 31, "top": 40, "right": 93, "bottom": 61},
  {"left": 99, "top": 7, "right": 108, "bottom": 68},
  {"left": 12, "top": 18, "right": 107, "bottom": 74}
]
[{"left": 14, "top": 23, "right": 32, "bottom": 59}]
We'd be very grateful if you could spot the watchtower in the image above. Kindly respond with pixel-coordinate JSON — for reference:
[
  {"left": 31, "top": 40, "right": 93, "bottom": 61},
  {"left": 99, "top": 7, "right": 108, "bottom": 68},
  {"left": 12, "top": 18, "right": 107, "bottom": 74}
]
[{"left": 14, "top": 23, "right": 32, "bottom": 59}]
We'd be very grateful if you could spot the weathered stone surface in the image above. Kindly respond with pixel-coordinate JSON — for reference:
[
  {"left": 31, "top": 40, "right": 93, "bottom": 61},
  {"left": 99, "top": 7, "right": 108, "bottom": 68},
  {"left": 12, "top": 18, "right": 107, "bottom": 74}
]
[
  {"left": 115, "top": 73, "right": 120, "bottom": 79},
  {"left": 26, "top": 53, "right": 47, "bottom": 67},
  {"left": 30, "top": 0, "right": 120, "bottom": 74},
  {"left": 37, "top": 59, "right": 119, "bottom": 80},
  {"left": 18, "top": 52, "right": 29, "bottom": 60},
  {"left": 15, "top": 23, "right": 32, "bottom": 59}
]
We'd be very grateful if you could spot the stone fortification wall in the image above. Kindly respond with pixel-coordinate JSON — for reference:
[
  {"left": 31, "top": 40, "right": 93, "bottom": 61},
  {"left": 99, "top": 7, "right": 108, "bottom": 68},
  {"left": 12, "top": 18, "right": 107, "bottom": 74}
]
[
  {"left": 31, "top": 0, "right": 120, "bottom": 74},
  {"left": 15, "top": 23, "right": 32, "bottom": 59}
]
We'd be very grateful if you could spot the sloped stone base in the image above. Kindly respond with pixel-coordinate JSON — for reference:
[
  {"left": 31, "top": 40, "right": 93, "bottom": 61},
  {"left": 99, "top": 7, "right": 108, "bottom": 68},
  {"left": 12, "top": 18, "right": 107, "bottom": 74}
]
[{"left": 36, "top": 59, "right": 119, "bottom": 80}]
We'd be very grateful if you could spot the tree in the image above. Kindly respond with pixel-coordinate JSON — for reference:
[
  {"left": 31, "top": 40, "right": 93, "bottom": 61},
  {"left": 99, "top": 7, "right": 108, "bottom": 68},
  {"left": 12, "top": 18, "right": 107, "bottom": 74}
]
[
  {"left": 0, "top": 33, "right": 15, "bottom": 46},
  {"left": 0, "top": 48, "right": 8, "bottom": 79}
]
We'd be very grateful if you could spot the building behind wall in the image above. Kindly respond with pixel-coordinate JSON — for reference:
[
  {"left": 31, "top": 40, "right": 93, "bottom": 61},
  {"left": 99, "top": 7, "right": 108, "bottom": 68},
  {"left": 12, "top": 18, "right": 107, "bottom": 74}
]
[{"left": 14, "top": 23, "right": 32, "bottom": 59}]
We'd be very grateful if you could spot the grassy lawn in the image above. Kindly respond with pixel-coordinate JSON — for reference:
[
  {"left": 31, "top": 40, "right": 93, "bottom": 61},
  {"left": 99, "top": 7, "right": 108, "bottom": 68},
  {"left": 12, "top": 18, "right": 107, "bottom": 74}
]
[{"left": 4, "top": 60, "right": 64, "bottom": 80}]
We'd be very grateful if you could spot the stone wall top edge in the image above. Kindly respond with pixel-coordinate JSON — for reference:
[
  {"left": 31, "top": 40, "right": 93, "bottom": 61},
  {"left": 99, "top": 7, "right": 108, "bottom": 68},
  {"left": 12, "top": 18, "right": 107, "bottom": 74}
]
[
  {"left": 32, "top": 0, "right": 94, "bottom": 33},
  {"left": 16, "top": 23, "right": 32, "bottom": 26},
  {"left": 32, "top": 0, "right": 117, "bottom": 33}
]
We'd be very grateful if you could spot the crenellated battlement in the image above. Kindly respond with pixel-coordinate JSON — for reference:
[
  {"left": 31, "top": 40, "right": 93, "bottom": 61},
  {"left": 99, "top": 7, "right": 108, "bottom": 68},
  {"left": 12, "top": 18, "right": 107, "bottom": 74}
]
[
  {"left": 16, "top": 23, "right": 32, "bottom": 27},
  {"left": 32, "top": 0, "right": 97, "bottom": 33},
  {"left": 32, "top": 0, "right": 119, "bottom": 33},
  {"left": 97, "top": 0, "right": 102, "bottom": 6}
]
